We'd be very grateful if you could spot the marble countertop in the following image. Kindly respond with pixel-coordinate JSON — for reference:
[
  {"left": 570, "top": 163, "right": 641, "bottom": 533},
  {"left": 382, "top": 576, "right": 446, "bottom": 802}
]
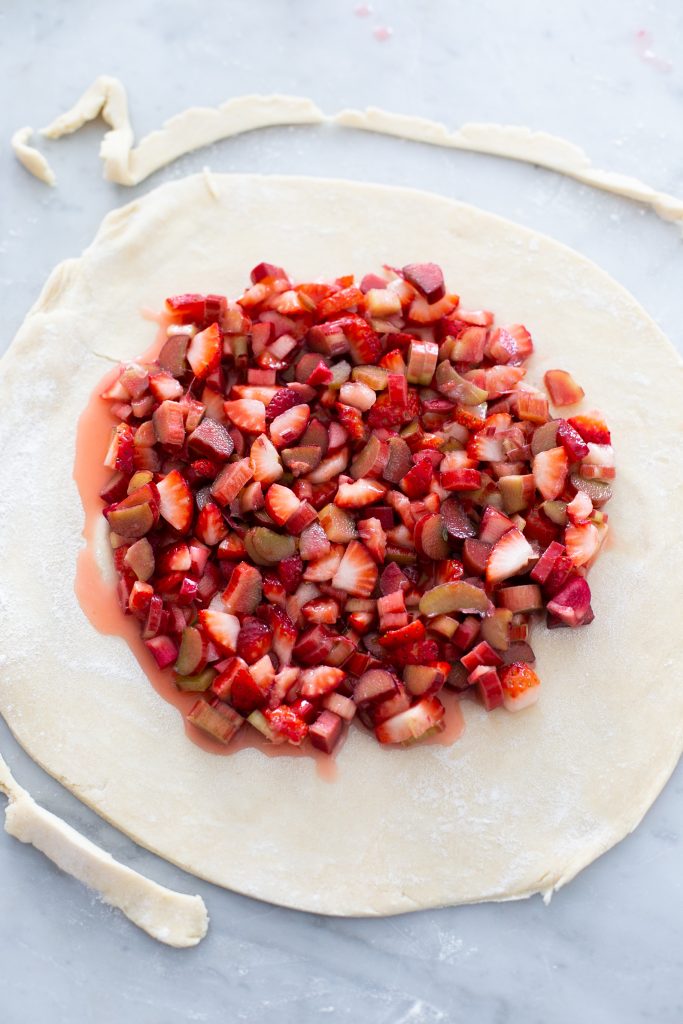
[{"left": 2, "top": 1, "right": 682, "bottom": 1021}]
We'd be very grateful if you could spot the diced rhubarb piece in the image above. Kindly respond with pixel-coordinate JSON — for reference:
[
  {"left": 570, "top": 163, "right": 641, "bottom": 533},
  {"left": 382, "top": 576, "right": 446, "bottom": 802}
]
[
  {"left": 144, "top": 635, "right": 178, "bottom": 669},
  {"left": 452, "top": 615, "right": 481, "bottom": 651},
  {"left": 186, "top": 698, "right": 243, "bottom": 745},
  {"left": 175, "top": 626, "right": 208, "bottom": 676},
  {"left": 293, "top": 624, "right": 335, "bottom": 665},
  {"left": 282, "top": 445, "right": 323, "bottom": 476},
  {"left": 375, "top": 696, "right": 445, "bottom": 745},
  {"left": 187, "top": 322, "right": 221, "bottom": 379},
  {"left": 501, "top": 641, "right": 536, "bottom": 664},
  {"left": 544, "top": 369, "right": 585, "bottom": 406},
  {"left": 353, "top": 669, "right": 398, "bottom": 705},
  {"left": 546, "top": 576, "right": 592, "bottom": 626},
  {"left": 322, "top": 691, "right": 357, "bottom": 722},
  {"left": 460, "top": 641, "right": 503, "bottom": 673},
  {"left": 309, "top": 710, "right": 344, "bottom": 754},
  {"left": 211, "top": 458, "right": 254, "bottom": 506},
  {"left": 517, "top": 392, "right": 549, "bottom": 424},
  {"left": 470, "top": 666, "right": 504, "bottom": 711},
  {"left": 530, "top": 540, "right": 565, "bottom": 584},
  {"left": 222, "top": 561, "right": 262, "bottom": 614},
  {"left": 569, "top": 472, "right": 613, "bottom": 508},
  {"left": 500, "top": 662, "right": 541, "bottom": 711},
  {"left": 187, "top": 418, "right": 233, "bottom": 462},
  {"left": 175, "top": 667, "right": 217, "bottom": 693},
  {"left": 106, "top": 501, "right": 155, "bottom": 541},
  {"left": 478, "top": 506, "right": 515, "bottom": 546},
  {"left": 402, "top": 664, "right": 447, "bottom": 697},
  {"left": 402, "top": 263, "right": 445, "bottom": 303},
  {"left": 480, "top": 607, "right": 512, "bottom": 651},
  {"left": 420, "top": 580, "right": 489, "bottom": 617},
  {"left": 382, "top": 436, "right": 412, "bottom": 484},
  {"left": 123, "top": 537, "right": 155, "bottom": 581},
  {"left": 497, "top": 584, "right": 543, "bottom": 613}
]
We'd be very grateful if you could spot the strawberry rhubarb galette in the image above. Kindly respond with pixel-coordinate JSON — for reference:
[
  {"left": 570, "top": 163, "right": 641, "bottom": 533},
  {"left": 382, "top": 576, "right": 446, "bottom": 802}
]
[{"left": 99, "top": 261, "right": 613, "bottom": 755}]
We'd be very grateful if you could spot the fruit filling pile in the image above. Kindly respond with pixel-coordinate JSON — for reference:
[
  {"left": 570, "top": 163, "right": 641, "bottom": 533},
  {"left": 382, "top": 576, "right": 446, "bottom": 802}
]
[{"left": 98, "top": 262, "right": 613, "bottom": 754}]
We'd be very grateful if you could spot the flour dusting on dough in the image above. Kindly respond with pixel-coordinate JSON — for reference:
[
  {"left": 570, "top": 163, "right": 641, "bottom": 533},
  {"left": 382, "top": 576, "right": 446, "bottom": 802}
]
[
  {"left": 0, "top": 754, "right": 208, "bottom": 947},
  {"left": 9, "top": 76, "right": 683, "bottom": 230}
]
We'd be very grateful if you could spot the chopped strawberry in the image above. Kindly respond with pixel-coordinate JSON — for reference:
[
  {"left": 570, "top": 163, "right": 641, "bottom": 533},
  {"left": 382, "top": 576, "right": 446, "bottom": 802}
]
[
  {"left": 300, "top": 666, "right": 347, "bottom": 698},
  {"left": 187, "top": 323, "right": 222, "bottom": 378},
  {"left": 378, "top": 618, "right": 425, "bottom": 649},
  {"left": 486, "top": 528, "right": 534, "bottom": 584},
  {"left": 277, "top": 554, "right": 304, "bottom": 595},
  {"left": 338, "top": 314, "right": 383, "bottom": 365},
  {"left": 564, "top": 522, "right": 600, "bottom": 566},
  {"left": 224, "top": 399, "right": 266, "bottom": 433},
  {"left": 567, "top": 412, "right": 611, "bottom": 444},
  {"left": 236, "top": 617, "right": 272, "bottom": 664},
  {"left": 335, "top": 478, "right": 387, "bottom": 508},
  {"left": 270, "top": 404, "right": 310, "bottom": 448},
  {"left": 532, "top": 447, "right": 568, "bottom": 501},
  {"left": 264, "top": 482, "right": 301, "bottom": 526},
  {"left": 156, "top": 470, "right": 193, "bottom": 533},
  {"left": 332, "top": 541, "right": 378, "bottom": 598},
  {"left": 357, "top": 516, "right": 387, "bottom": 564},
  {"left": 198, "top": 609, "right": 240, "bottom": 654},
  {"left": 375, "top": 696, "right": 445, "bottom": 744},
  {"left": 195, "top": 501, "right": 228, "bottom": 546},
  {"left": 264, "top": 706, "right": 309, "bottom": 746}
]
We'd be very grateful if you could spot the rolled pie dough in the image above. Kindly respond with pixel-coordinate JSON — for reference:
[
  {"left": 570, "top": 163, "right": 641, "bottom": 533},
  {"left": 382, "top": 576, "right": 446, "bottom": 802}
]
[{"left": 1, "top": 173, "right": 681, "bottom": 915}]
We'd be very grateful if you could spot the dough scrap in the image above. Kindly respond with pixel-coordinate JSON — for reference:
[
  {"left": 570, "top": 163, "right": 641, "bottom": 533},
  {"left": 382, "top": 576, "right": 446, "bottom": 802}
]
[
  {"left": 39, "top": 75, "right": 325, "bottom": 186},
  {"left": 0, "top": 755, "right": 208, "bottom": 946},
  {"left": 0, "top": 173, "right": 681, "bottom": 915},
  {"left": 10, "top": 76, "right": 683, "bottom": 230},
  {"left": 11, "top": 126, "right": 56, "bottom": 186}
]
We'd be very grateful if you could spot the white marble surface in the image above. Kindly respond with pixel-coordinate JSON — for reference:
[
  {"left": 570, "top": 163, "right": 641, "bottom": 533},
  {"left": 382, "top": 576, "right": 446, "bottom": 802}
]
[{"left": 2, "top": 1, "right": 683, "bottom": 1021}]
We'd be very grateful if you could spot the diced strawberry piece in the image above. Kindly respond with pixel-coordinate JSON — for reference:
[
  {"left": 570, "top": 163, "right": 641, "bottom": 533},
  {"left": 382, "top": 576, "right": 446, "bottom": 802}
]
[
  {"left": 300, "top": 666, "right": 346, "bottom": 698},
  {"left": 357, "top": 517, "right": 387, "bottom": 564},
  {"left": 408, "top": 294, "right": 456, "bottom": 325},
  {"left": 567, "top": 412, "right": 611, "bottom": 444},
  {"left": 222, "top": 561, "right": 262, "bottom": 614},
  {"left": 566, "top": 490, "right": 593, "bottom": 523},
  {"left": 479, "top": 506, "right": 515, "bottom": 545},
  {"left": 564, "top": 522, "right": 600, "bottom": 567},
  {"left": 378, "top": 619, "right": 425, "bottom": 649},
  {"left": 335, "top": 478, "right": 387, "bottom": 508},
  {"left": 278, "top": 554, "right": 304, "bottom": 595},
  {"left": 264, "top": 706, "right": 309, "bottom": 746},
  {"left": 546, "top": 575, "right": 592, "bottom": 627},
  {"left": 195, "top": 502, "right": 228, "bottom": 546},
  {"left": 500, "top": 662, "right": 540, "bottom": 711},
  {"left": 532, "top": 447, "right": 568, "bottom": 501},
  {"left": 293, "top": 624, "right": 335, "bottom": 664},
  {"left": 331, "top": 541, "right": 378, "bottom": 598},
  {"left": 165, "top": 293, "right": 206, "bottom": 323},
  {"left": 236, "top": 617, "right": 272, "bottom": 664},
  {"left": 556, "top": 419, "right": 589, "bottom": 460},
  {"left": 400, "top": 456, "right": 433, "bottom": 498},
  {"left": 337, "top": 314, "right": 383, "bottom": 365},
  {"left": 224, "top": 399, "right": 266, "bottom": 434},
  {"left": 104, "top": 423, "right": 135, "bottom": 474},
  {"left": 486, "top": 528, "right": 534, "bottom": 584},
  {"left": 486, "top": 324, "right": 533, "bottom": 365},
  {"left": 187, "top": 322, "right": 221, "bottom": 378},
  {"left": 441, "top": 467, "right": 482, "bottom": 492},
  {"left": 375, "top": 696, "right": 445, "bottom": 744},
  {"left": 264, "top": 482, "right": 301, "bottom": 526},
  {"left": 270, "top": 404, "right": 310, "bottom": 448},
  {"left": 198, "top": 609, "right": 240, "bottom": 654},
  {"left": 317, "top": 285, "right": 364, "bottom": 318},
  {"left": 156, "top": 470, "right": 193, "bottom": 533}
]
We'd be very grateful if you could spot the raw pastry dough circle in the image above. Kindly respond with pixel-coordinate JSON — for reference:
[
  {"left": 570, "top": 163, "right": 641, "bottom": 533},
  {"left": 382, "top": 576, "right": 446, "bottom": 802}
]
[{"left": 1, "top": 173, "right": 681, "bottom": 915}]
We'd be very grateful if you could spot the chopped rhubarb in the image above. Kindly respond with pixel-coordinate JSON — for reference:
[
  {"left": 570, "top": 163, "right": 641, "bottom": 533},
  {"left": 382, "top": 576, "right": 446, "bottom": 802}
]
[{"left": 98, "top": 262, "right": 614, "bottom": 757}]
